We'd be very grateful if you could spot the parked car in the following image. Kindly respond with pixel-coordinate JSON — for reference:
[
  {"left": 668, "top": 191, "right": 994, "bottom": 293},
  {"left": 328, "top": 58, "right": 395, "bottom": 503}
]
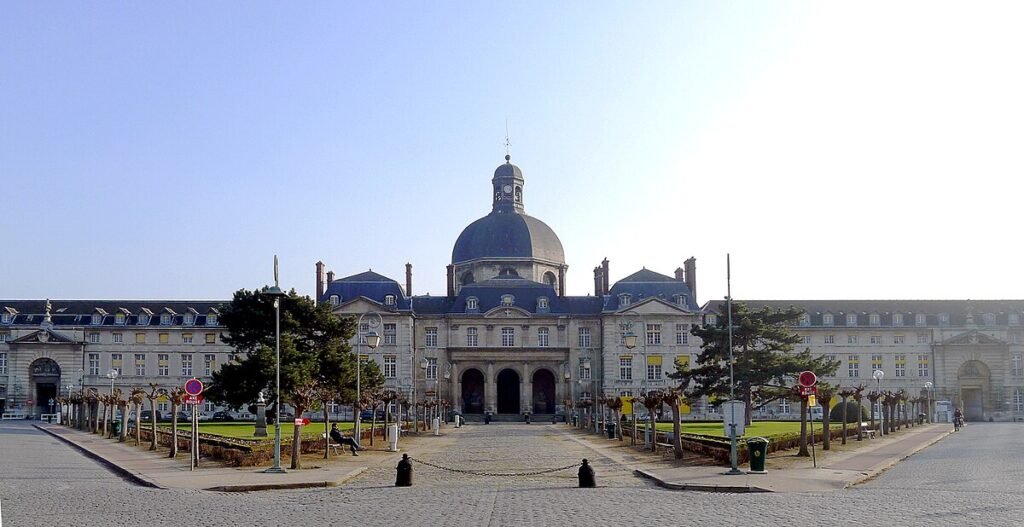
[
  {"left": 174, "top": 411, "right": 191, "bottom": 422},
  {"left": 360, "top": 410, "right": 387, "bottom": 420},
  {"left": 140, "top": 410, "right": 163, "bottom": 422},
  {"left": 211, "top": 411, "right": 234, "bottom": 422}
]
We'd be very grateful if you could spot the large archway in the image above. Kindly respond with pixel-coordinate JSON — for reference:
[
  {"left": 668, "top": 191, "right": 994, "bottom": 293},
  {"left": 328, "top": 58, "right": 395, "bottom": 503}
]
[
  {"left": 461, "top": 369, "right": 485, "bottom": 414},
  {"left": 958, "top": 360, "right": 991, "bottom": 421},
  {"left": 29, "top": 358, "right": 61, "bottom": 416},
  {"left": 532, "top": 369, "right": 556, "bottom": 414},
  {"left": 496, "top": 369, "right": 521, "bottom": 414}
]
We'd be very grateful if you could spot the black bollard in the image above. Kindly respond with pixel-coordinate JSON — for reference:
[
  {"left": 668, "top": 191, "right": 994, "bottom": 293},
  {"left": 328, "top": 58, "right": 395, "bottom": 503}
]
[
  {"left": 395, "top": 453, "right": 413, "bottom": 487},
  {"left": 552, "top": 415, "right": 557, "bottom": 424},
  {"left": 578, "top": 458, "right": 596, "bottom": 488},
  {"left": 525, "top": 413, "right": 531, "bottom": 424},
  {"left": 484, "top": 413, "right": 491, "bottom": 425}
]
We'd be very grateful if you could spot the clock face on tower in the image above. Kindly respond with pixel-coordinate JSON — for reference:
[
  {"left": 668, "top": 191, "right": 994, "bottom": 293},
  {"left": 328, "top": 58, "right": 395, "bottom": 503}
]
[{"left": 502, "top": 185, "right": 513, "bottom": 194}]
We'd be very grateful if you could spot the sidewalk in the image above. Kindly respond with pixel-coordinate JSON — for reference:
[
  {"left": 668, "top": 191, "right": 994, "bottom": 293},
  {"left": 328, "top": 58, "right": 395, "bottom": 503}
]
[
  {"left": 35, "top": 423, "right": 393, "bottom": 492},
  {"left": 613, "top": 424, "right": 953, "bottom": 492}
]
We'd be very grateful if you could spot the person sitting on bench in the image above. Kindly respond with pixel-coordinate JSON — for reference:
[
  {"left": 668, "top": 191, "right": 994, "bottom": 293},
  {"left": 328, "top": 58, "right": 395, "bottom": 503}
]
[{"left": 329, "top": 423, "right": 363, "bottom": 456}]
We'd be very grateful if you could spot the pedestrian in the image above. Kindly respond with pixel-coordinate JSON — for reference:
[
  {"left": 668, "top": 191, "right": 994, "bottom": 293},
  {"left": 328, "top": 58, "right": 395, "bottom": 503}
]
[{"left": 330, "top": 423, "right": 363, "bottom": 456}]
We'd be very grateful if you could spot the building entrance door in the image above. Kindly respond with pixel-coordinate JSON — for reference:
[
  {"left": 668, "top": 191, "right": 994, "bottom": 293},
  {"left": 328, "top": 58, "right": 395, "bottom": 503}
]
[
  {"left": 496, "top": 369, "right": 520, "bottom": 414},
  {"left": 461, "top": 369, "right": 485, "bottom": 414},
  {"left": 962, "top": 388, "right": 983, "bottom": 421},
  {"left": 531, "top": 369, "right": 556, "bottom": 414},
  {"left": 29, "top": 358, "right": 61, "bottom": 417}
]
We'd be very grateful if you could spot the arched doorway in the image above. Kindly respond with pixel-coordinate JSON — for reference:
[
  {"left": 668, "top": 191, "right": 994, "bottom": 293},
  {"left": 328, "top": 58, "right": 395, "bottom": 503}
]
[
  {"left": 29, "top": 358, "right": 61, "bottom": 416},
  {"left": 461, "top": 369, "right": 485, "bottom": 414},
  {"left": 496, "top": 369, "right": 520, "bottom": 414},
  {"left": 958, "top": 360, "right": 990, "bottom": 421},
  {"left": 532, "top": 369, "right": 556, "bottom": 414}
]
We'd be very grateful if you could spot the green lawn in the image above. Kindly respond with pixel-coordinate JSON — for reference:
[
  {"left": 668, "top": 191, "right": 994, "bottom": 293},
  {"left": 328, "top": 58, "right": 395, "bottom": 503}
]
[
  {"left": 645, "top": 420, "right": 858, "bottom": 440},
  {"left": 174, "top": 421, "right": 374, "bottom": 440}
]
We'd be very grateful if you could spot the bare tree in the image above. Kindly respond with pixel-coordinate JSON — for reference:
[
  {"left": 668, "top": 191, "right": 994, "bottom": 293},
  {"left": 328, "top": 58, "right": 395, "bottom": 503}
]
[
  {"left": 130, "top": 388, "right": 146, "bottom": 446},
  {"left": 167, "top": 387, "right": 187, "bottom": 458},
  {"left": 145, "top": 384, "right": 165, "bottom": 450}
]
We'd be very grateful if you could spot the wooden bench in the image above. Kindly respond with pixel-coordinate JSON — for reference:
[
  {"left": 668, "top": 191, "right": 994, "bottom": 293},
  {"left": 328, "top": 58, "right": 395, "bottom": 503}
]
[
  {"left": 322, "top": 433, "right": 345, "bottom": 455},
  {"left": 860, "top": 422, "right": 876, "bottom": 439}
]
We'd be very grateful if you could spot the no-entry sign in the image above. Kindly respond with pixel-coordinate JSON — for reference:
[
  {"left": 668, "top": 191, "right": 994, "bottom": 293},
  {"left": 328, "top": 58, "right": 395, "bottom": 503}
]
[
  {"left": 184, "top": 378, "right": 204, "bottom": 396},
  {"left": 798, "top": 371, "right": 817, "bottom": 388}
]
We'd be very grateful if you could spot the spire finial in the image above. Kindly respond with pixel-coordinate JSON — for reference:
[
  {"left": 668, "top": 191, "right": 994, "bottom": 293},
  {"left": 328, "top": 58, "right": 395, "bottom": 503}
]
[{"left": 504, "top": 119, "right": 511, "bottom": 160}]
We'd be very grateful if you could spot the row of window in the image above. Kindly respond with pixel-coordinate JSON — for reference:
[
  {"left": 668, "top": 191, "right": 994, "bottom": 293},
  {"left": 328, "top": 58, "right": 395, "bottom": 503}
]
[
  {"left": 616, "top": 355, "right": 690, "bottom": 381},
  {"left": 618, "top": 293, "right": 689, "bottom": 308},
  {"left": 414, "top": 325, "right": 696, "bottom": 349},
  {"left": 85, "top": 332, "right": 218, "bottom": 345},
  {"left": 813, "top": 334, "right": 930, "bottom": 345},
  {"left": 86, "top": 353, "right": 219, "bottom": 377},
  {"left": 329, "top": 294, "right": 397, "bottom": 307},
  {"left": 796, "top": 312, "right": 1022, "bottom": 327},
  {"left": 830, "top": 354, "right": 931, "bottom": 378}
]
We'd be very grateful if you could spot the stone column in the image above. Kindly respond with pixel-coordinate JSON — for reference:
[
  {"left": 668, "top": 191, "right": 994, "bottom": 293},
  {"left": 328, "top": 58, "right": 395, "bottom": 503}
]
[
  {"left": 451, "top": 362, "right": 461, "bottom": 413},
  {"left": 522, "top": 362, "right": 532, "bottom": 414},
  {"left": 485, "top": 362, "right": 495, "bottom": 414}
]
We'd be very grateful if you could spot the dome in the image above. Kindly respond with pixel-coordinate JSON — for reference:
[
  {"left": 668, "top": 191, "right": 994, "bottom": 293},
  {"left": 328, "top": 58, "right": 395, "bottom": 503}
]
[{"left": 452, "top": 212, "right": 565, "bottom": 264}]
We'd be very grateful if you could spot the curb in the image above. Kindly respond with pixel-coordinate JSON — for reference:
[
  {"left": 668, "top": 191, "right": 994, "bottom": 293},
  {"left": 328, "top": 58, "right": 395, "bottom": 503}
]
[
  {"left": 34, "top": 424, "right": 162, "bottom": 489},
  {"left": 203, "top": 467, "right": 368, "bottom": 492},
  {"left": 846, "top": 428, "right": 954, "bottom": 488},
  {"left": 633, "top": 469, "right": 771, "bottom": 493}
]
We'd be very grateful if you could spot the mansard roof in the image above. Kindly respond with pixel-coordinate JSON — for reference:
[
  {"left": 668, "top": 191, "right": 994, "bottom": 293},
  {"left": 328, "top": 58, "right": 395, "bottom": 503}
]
[
  {"left": 0, "top": 300, "right": 226, "bottom": 327},
  {"left": 604, "top": 268, "right": 699, "bottom": 311},
  {"left": 704, "top": 299, "right": 1024, "bottom": 327},
  {"left": 320, "top": 270, "right": 412, "bottom": 311}
]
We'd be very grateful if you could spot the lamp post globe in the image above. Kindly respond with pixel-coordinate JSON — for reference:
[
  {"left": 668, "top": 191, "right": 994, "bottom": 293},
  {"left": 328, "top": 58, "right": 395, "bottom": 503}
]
[
  {"left": 924, "top": 381, "right": 933, "bottom": 423},
  {"left": 354, "top": 312, "right": 382, "bottom": 440},
  {"left": 873, "top": 369, "right": 884, "bottom": 433}
]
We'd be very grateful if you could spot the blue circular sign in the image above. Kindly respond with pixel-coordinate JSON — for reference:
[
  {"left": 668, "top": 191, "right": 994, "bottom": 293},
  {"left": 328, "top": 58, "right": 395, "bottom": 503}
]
[{"left": 184, "top": 378, "right": 204, "bottom": 396}]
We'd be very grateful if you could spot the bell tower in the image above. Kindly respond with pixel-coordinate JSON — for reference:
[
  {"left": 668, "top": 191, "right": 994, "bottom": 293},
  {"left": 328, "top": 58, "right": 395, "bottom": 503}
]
[{"left": 491, "top": 155, "right": 525, "bottom": 214}]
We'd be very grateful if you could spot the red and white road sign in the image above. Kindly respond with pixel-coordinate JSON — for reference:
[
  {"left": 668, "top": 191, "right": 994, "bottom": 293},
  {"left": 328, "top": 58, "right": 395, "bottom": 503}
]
[
  {"left": 294, "top": 418, "right": 311, "bottom": 426},
  {"left": 799, "top": 385, "right": 817, "bottom": 396},
  {"left": 184, "top": 378, "right": 204, "bottom": 396},
  {"left": 798, "top": 371, "right": 817, "bottom": 388},
  {"left": 186, "top": 395, "right": 203, "bottom": 405}
]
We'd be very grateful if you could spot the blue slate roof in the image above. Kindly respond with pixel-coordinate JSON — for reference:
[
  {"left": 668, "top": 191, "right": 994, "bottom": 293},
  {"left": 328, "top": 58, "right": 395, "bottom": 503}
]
[
  {"left": 706, "top": 299, "right": 1024, "bottom": 327},
  {"left": 320, "top": 271, "right": 411, "bottom": 311},
  {"left": 451, "top": 212, "right": 565, "bottom": 264},
  {"left": 0, "top": 300, "right": 225, "bottom": 327},
  {"left": 603, "top": 269, "right": 699, "bottom": 312}
]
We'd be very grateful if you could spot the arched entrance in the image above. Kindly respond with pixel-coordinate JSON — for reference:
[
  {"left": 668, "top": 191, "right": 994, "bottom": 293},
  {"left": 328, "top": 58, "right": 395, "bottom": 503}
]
[
  {"left": 532, "top": 369, "right": 556, "bottom": 414},
  {"left": 496, "top": 369, "right": 520, "bottom": 414},
  {"left": 29, "top": 358, "right": 61, "bottom": 416},
  {"left": 958, "top": 360, "right": 990, "bottom": 422},
  {"left": 461, "top": 369, "right": 485, "bottom": 414}
]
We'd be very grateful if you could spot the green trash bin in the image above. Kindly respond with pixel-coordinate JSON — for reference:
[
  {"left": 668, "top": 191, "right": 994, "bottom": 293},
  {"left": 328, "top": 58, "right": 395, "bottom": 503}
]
[
  {"left": 112, "top": 419, "right": 122, "bottom": 437},
  {"left": 747, "top": 437, "right": 769, "bottom": 474}
]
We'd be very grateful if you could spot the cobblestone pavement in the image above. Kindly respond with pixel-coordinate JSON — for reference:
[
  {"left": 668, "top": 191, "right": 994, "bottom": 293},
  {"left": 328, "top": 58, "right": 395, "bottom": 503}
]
[{"left": 1, "top": 420, "right": 1021, "bottom": 526}]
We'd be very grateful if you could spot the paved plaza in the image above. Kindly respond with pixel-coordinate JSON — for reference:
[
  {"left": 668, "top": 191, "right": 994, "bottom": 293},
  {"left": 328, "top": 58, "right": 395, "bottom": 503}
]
[{"left": 1, "top": 420, "right": 1022, "bottom": 526}]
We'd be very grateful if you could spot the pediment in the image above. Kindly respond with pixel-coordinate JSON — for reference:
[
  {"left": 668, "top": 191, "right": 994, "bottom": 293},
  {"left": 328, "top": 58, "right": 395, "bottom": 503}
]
[
  {"left": 617, "top": 297, "right": 691, "bottom": 316},
  {"left": 483, "top": 306, "right": 532, "bottom": 318},
  {"left": 11, "top": 328, "right": 77, "bottom": 344},
  {"left": 333, "top": 297, "right": 387, "bottom": 315},
  {"left": 939, "top": 329, "right": 1005, "bottom": 346}
]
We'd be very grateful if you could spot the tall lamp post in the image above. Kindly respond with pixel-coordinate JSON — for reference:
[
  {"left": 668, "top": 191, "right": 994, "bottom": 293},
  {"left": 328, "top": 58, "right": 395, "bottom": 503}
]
[
  {"left": 873, "top": 369, "right": 885, "bottom": 435},
  {"left": 564, "top": 369, "right": 572, "bottom": 424},
  {"left": 418, "top": 358, "right": 429, "bottom": 430},
  {"left": 263, "top": 256, "right": 287, "bottom": 474},
  {"left": 924, "top": 381, "right": 933, "bottom": 424},
  {"left": 354, "top": 311, "right": 382, "bottom": 439},
  {"left": 106, "top": 369, "right": 118, "bottom": 437}
]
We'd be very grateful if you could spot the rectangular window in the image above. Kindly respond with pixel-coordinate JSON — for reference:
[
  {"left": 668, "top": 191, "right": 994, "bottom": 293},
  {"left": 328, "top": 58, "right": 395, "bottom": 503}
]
[
  {"left": 646, "top": 356, "right": 663, "bottom": 380},
  {"left": 383, "top": 356, "right": 396, "bottom": 378},
  {"left": 579, "top": 359, "right": 591, "bottom": 380},
  {"left": 466, "top": 327, "right": 479, "bottom": 347},
  {"left": 676, "top": 324, "right": 689, "bottom": 345},
  {"left": 158, "top": 354, "right": 169, "bottom": 376},
  {"left": 537, "top": 327, "right": 549, "bottom": 347},
  {"left": 0, "top": 332, "right": 7, "bottom": 342},
  {"left": 89, "top": 353, "right": 100, "bottom": 375},
  {"left": 384, "top": 323, "right": 396, "bottom": 345},
  {"left": 871, "top": 354, "right": 883, "bottom": 371},
  {"left": 205, "top": 333, "right": 216, "bottom": 344},
  {"left": 779, "top": 399, "right": 791, "bottom": 414},
  {"left": 848, "top": 335, "right": 858, "bottom": 344},
  {"left": 136, "top": 333, "right": 146, "bottom": 344},
  {"left": 160, "top": 314, "right": 172, "bottom": 325},
  {"left": 619, "top": 323, "right": 630, "bottom": 345},
  {"left": 1015, "top": 389, "right": 1024, "bottom": 412},
  {"left": 501, "top": 327, "right": 514, "bottom": 347},
  {"left": 158, "top": 402, "right": 169, "bottom": 413},
  {"left": 824, "top": 335, "right": 835, "bottom": 344},
  {"left": 89, "top": 332, "right": 100, "bottom": 343},
  {"left": 134, "top": 354, "right": 145, "bottom": 376},
  {"left": 823, "top": 314, "right": 834, "bottom": 326},
  {"left": 204, "top": 401, "right": 215, "bottom": 412},
  {"left": 647, "top": 324, "right": 661, "bottom": 345},
  {"left": 159, "top": 333, "right": 169, "bottom": 344},
  {"left": 0, "top": 352, "right": 6, "bottom": 375},
  {"left": 918, "top": 355, "right": 930, "bottom": 377},
  {"left": 426, "top": 357, "right": 437, "bottom": 380},
  {"left": 895, "top": 354, "right": 906, "bottom": 377},
  {"left": 113, "top": 332, "right": 123, "bottom": 344},
  {"left": 619, "top": 356, "right": 633, "bottom": 381},
  {"left": 869, "top": 314, "right": 880, "bottom": 325},
  {"left": 425, "top": 327, "right": 438, "bottom": 347},
  {"left": 181, "top": 354, "right": 192, "bottom": 377},
  {"left": 111, "top": 353, "right": 123, "bottom": 375},
  {"left": 204, "top": 354, "right": 216, "bottom": 376},
  {"left": 848, "top": 355, "right": 859, "bottom": 378},
  {"left": 917, "top": 333, "right": 929, "bottom": 344},
  {"left": 358, "top": 323, "right": 369, "bottom": 344},
  {"left": 1010, "top": 354, "right": 1023, "bottom": 377},
  {"left": 846, "top": 313, "right": 857, "bottom": 326},
  {"left": 801, "top": 335, "right": 811, "bottom": 344},
  {"left": 892, "top": 313, "right": 904, "bottom": 326},
  {"left": 824, "top": 355, "right": 837, "bottom": 367},
  {"left": 870, "top": 335, "right": 882, "bottom": 345},
  {"left": 183, "top": 333, "right": 193, "bottom": 344},
  {"left": 893, "top": 335, "right": 905, "bottom": 344},
  {"left": 915, "top": 314, "right": 926, "bottom": 326},
  {"left": 578, "top": 327, "right": 591, "bottom": 348},
  {"left": 206, "top": 315, "right": 218, "bottom": 326}
]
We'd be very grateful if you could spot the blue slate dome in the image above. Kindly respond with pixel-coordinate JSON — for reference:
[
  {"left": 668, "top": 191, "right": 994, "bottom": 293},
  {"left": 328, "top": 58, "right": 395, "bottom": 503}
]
[{"left": 452, "top": 211, "right": 565, "bottom": 264}]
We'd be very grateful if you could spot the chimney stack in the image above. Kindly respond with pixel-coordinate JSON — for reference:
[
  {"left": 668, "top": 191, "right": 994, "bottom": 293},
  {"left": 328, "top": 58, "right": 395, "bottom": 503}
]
[
  {"left": 674, "top": 267, "right": 685, "bottom": 282},
  {"left": 601, "top": 258, "right": 610, "bottom": 295},
  {"left": 326, "top": 270, "right": 335, "bottom": 286},
  {"left": 558, "top": 267, "right": 566, "bottom": 297},
  {"left": 316, "top": 261, "right": 326, "bottom": 300},
  {"left": 684, "top": 257, "right": 697, "bottom": 304},
  {"left": 405, "top": 263, "right": 413, "bottom": 297},
  {"left": 594, "top": 266, "right": 603, "bottom": 296},
  {"left": 446, "top": 264, "right": 455, "bottom": 298}
]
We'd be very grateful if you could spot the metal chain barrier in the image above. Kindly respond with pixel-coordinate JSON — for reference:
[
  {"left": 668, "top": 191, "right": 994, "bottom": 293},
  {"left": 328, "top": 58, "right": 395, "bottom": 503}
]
[{"left": 408, "top": 457, "right": 580, "bottom": 477}]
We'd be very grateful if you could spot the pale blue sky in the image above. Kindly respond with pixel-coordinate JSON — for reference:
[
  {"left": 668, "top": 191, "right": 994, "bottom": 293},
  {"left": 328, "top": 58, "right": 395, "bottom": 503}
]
[{"left": 3, "top": 2, "right": 1023, "bottom": 303}]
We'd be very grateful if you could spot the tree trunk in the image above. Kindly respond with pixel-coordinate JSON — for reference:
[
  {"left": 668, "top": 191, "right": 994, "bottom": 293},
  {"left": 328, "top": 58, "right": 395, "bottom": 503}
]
[
  {"left": 671, "top": 405, "right": 683, "bottom": 460},
  {"left": 169, "top": 402, "right": 179, "bottom": 458},
  {"left": 323, "top": 406, "right": 330, "bottom": 459},
  {"left": 821, "top": 400, "right": 832, "bottom": 451},
  {"left": 841, "top": 396, "right": 849, "bottom": 445},
  {"left": 134, "top": 402, "right": 142, "bottom": 446},
  {"left": 648, "top": 410, "right": 657, "bottom": 452},
  {"left": 149, "top": 399, "right": 158, "bottom": 450},
  {"left": 855, "top": 397, "right": 865, "bottom": 440},
  {"left": 797, "top": 397, "right": 810, "bottom": 457},
  {"left": 290, "top": 405, "right": 306, "bottom": 470},
  {"left": 119, "top": 404, "right": 128, "bottom": 442},
  {"left": 869, "top": 398, "right": 876, "bottom": 433}
]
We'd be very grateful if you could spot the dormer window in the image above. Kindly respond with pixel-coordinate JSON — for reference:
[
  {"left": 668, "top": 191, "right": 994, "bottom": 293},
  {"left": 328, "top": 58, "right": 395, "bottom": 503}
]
[
  {"left": 1011, "top": 313, "right": 1021, "bottom": 326},
  {"left": 938, "top": 313, "right": 949, "bottom": 326},
  {"left": 822, "top": 313, "right": 834, "bottom": 326},
  {"left": 537, "top": 297, "right": 549, "bottom": 310},
  {"left": 915, "top": 313, "right": 927, "bottom": 326},
  {"left": 384, "top": 294, "right": 396, "bottom": 306},
  {"left": 138, "top": 314, "right": 150, "bottom": 325},
  {"left": 160, "top": 314, "right": 172, "bottom": 325},
  {"left": 114, "top": 313, "right": 126, "bottom": 325},
  {"left": 619, "top": 294, "right": 632, "bottom": 307},
  {"left": 893, "top": 313, "right": 904, "bottom": 326},
  {"left": 983, "top": 313, "right": 996, "bottom": 326},
  {"left": 869, "top": 313, "right": 880, "bottom": 326},
  {"left": 206, "top": 315, "right": 218, "bottom": 326},
  {"left": 501, "top": 295, "right": 514, "bottom": 307},
  {"left": 799, "top": 314, "right": 811, "bottom": 327},
  {"left": 184, "top": 314, "right": 195, "bottom": 325},
  {"left": 673, "top": 294, "right": 687, "bottom": 307},
  {"left": 329, "top": 295, "right": 340, "bottom": 306},
  {"left": 705, "top": 314, "right": 717, "bottom": 326},
  {"left": 1, "top": 314, "right": 10, "bottom": 324},
  {"left": 91, "top": 314, "right": 102, "bottom": 325},
  {"left": 846, "top": 313, "right": 858, "bottom": 326},
  {"left": 466, "top": 297, "right": 478, "bottom": 311}
]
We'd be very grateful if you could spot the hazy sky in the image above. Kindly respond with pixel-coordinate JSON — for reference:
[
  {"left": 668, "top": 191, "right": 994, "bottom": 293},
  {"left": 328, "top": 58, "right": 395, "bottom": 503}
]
[{"left": 3, "top": 2, "right": 1023, "bottom": 304}]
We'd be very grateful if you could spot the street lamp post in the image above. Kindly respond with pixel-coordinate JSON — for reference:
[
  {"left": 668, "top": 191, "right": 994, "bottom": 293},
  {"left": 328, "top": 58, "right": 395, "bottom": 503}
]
[
  {"left": 873, "top": 369, "right": 885, "bottom": 435},
  {"left": 65, "top": 383, "right": 74, "bottom": 424},
  {"left": 354, "top": 311, "right": 382, "bottom": 440},
  {"left": 924, "top": 381, "right": 933, "bottom": 424},
  {"left": 263, "top": 256, "right": 287, "bottom": 474},
  {"left": 564, "top": 369, "right": 572, "bottom": 424},
  {"left": 106, "top": 369, "right": 118, "bottom": 437},
  {"left": 419, "top": 358, "right": 429, "bottom": 431}
]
